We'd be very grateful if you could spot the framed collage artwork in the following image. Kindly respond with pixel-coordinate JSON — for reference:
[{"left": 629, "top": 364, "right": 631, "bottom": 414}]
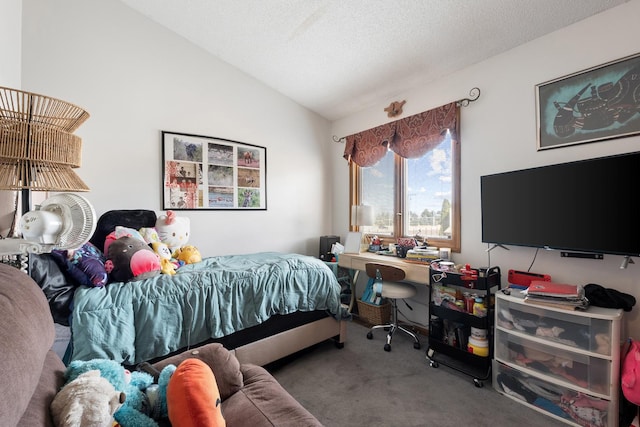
[{"left": 162, "top": 131, "right": 267, "bottom": 210}]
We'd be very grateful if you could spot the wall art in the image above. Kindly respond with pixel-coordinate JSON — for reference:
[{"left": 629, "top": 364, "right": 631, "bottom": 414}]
[
  {"left": 536, "top": 52, "right": 640, "bottom": 150},
  {"left": 162, "top": 131, "right": 266, "bottom": 210}
]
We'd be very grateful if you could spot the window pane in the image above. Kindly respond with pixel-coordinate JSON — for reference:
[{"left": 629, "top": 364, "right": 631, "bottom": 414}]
[
  {"left": 405, "top": 132, "right": 452, "bottom": 240},
  {"left": 361, "top": 149, "right": 395, "bottom": 236}
]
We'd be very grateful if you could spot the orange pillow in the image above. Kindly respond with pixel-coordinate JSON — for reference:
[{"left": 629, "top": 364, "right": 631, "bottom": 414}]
[{"left": 167, "top": 358, "right": 226, "bottom": 427}]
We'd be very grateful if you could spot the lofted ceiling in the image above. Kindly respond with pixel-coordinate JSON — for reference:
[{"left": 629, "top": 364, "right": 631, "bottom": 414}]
[{"left": 119, "top": 0, "right": 628, "bottom": 121}]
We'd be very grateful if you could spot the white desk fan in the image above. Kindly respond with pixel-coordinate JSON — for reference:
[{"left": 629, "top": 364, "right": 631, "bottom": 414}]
[{"left": 0, "top": 193, "right": 96, "bottom": 256}]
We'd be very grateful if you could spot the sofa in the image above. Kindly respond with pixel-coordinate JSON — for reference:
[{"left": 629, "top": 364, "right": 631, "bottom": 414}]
[{"left": 0, "top": 262, "right": 323, "bottom": 426}]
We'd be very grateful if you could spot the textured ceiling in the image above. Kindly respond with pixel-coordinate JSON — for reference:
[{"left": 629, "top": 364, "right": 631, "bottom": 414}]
[{"left": 119, "top": 0, "right": 628, "bottom": 121}]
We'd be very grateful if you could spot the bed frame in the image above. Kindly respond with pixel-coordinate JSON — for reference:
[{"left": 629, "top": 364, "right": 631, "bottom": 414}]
[{"left": 232, "top": 315, "right": 346, "bottom": 366}]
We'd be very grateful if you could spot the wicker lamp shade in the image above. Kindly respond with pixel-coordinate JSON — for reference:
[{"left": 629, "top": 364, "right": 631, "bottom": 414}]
[
  {"left": 0, "top": 86, "right": 90, "bottom": 191},
  {"left": 0, "top": 160, "right": 89, "bottom": 192}
]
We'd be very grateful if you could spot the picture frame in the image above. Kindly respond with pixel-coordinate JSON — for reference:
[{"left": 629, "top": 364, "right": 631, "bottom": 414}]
[
  {"left": 535, "top": 52, "right": 640, "bottom": 151},
  {"left": 162, "top": 131, "right": 266, "bottom": 210}
]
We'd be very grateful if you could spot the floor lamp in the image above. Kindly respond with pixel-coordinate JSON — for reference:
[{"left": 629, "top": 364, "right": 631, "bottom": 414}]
[{"left": 0, "top": 86, "right": 90, "bottom": 268}]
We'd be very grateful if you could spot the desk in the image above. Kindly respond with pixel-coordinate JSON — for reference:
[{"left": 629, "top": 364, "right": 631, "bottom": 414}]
[
  {"left": 338, "top": 252, "right": 431, "bottom": 312},
  {"left": 338, "top": 252, "right": 430, "bottom": 284}
]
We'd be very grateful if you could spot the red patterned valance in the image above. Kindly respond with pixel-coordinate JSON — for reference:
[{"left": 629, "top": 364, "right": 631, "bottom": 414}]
[
  {"left": 343, "top": 102, "right": 459, "bottom": 166},
  {"left": 343, "top": 122, "right": 396, "bottom": 167}
]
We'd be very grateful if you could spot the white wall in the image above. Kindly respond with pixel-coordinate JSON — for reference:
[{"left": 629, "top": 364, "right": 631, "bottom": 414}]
[
  {"left": 331, "top": 1, "right": 640, "bottom": 338},
  {"left": 0, "top": 0, "right": 21, "bottom": 87},
  {"left": 0, "top": 0, "right": 22, "bottom": 237},
  {"left": 20, "top": 0, "right": 333, "bottom": 257}
]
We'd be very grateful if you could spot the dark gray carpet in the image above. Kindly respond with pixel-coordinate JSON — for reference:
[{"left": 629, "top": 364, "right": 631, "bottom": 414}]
[{"left": 268, "top": 320, "right": 567, "bottom": 427}]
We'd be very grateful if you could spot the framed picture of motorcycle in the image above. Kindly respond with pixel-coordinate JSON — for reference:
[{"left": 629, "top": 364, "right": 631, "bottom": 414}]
[{"left": 535, "top": 52, "right": 640, "bottom": 150}]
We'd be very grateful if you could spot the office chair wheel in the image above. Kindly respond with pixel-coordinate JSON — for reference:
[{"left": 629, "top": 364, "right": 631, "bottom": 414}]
[
  {"left": 384, "top": 343, "right": 391, "bottom": 352},
  {"left": 473, "top": 378, "right": 484, "bottom": 388},
  {"left": 413, "top": 342, "right": 421, "bottom": 350},
  {"left": 429, "top": 360, "right": 439, "bottom": 368},
  {"left": 366, "top": 331, "right": 373, "bottom": 340}
]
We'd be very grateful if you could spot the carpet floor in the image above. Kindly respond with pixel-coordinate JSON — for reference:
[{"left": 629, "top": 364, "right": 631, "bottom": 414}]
[{"left": 268, "top": 320, "right": 569, "bottom": 427}]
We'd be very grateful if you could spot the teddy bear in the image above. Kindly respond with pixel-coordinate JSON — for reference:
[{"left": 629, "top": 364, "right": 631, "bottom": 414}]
[
  {"left": 64, "top": 359, "right": 176, "bottom": 427},
  {"left": 156, "top": 210, "right": 190, "bottom": 253},
  {"left": 105, "top": 236, "right": 161, "bottom": 283},
  {"left": 50, "top": 370, "right": 125, "bottom": 427},
  {"left": 173, "top": 245, "right": 202, "bottom": 265}
]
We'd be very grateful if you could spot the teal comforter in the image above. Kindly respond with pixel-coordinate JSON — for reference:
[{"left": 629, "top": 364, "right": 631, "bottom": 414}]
[{"left": 71, "top": 252, "right": 345, "bottom": 365}]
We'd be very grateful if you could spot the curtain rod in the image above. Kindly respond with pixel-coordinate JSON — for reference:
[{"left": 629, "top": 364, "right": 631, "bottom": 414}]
[{"left": 332, "top": 87, "right": 481, "bottom": 143}]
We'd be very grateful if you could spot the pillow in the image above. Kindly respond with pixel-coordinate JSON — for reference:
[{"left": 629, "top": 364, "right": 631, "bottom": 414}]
[
  {"left": 139, "top": 226, "right": 160, "bottom": 244},
  {"left": 51, "top": 242, "right": 108, "bottom": 288},
  {"left": 114, "top": 225, "right": 146, "bottom": 241},
  {"left": 89, "top": 209, "right": 157, "bottom": 254},
  {"left": 167, "top": 359, "right": 226, "bottom": 427}
]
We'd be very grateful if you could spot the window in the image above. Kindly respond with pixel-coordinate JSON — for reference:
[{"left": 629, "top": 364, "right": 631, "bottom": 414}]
[{"left": 350, "top": 130, "right": 460, "bottom": 252}]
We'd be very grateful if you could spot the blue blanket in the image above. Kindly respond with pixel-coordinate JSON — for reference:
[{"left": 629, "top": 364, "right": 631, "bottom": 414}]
[{"left": 71, "top": 252, "right": 346, "bottom": 364}]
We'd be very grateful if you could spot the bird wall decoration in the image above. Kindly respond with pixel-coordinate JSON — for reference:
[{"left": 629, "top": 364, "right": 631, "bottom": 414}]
[{"left": 384, "top": 100, "right": 406, "bottom": 118}]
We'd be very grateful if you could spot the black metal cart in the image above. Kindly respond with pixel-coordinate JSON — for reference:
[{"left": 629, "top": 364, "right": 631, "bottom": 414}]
[{"left": 426, "top": 265, "right": 501, "bottom": 387}]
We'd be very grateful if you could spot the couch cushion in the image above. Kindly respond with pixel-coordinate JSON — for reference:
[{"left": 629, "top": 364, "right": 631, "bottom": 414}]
[
  {"left": 0, "top": 263, "right": 57, "bottom": 427},
  {"left": 221, "top": 364, "right": 323, "bottom": 427},
  {"left": 18, "top": 351, "right": 66, "bottom": 427},
  {"left": 151, "top": 343, "right": 243, "bottom": 400}
]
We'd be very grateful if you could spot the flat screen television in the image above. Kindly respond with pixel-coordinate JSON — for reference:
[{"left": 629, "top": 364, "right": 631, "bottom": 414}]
[{"left": 480, "top": 151, "right": 639, "bottom": 257}]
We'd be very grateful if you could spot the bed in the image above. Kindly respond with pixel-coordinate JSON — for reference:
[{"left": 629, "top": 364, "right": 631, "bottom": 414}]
[{"left": 36, "top": 210, "right": 348, "bottom": 367}]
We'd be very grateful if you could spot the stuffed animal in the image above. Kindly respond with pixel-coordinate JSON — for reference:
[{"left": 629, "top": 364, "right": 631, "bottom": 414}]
[
  {"left": 64, "top": 359, "right": 176, "bottom": 427},
  {"left": 173, "top": 245, "right": 202, "bottom": 265},
  {"left": 150, "top": 241, "right": 177, "bottom": 275},
  {"left": 156, "top": 210, "right": 190, "bottom": 253},
  {"left": 51, "top": 242, "right": 108, "bottom": 287},
  {"left": 142, "top": 363, "right": 177, "bottom": 421},
  {"left": 105, "top": 236, "right": 161, "bottom": 283},
  {"left": 167, "top": 359, "right": 226, "bottom": 427},
  {"left": 51, "top": 370, "right": 125, "bottom": 427}
]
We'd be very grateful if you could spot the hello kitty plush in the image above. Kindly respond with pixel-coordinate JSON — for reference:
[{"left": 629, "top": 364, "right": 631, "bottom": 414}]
[{"left": 155, "top": 210, "right": 190, "bottom": 253}]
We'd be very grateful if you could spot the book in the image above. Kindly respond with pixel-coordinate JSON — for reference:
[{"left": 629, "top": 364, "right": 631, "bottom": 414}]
[
  {"left": 524, "top": 296, "right": 589, "bottom": 311},
  {"left": 526, "top": 281, "right": 582, "bottom": 298}
]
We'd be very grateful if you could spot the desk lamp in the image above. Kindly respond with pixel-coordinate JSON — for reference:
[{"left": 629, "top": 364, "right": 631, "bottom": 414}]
[{"left": 351, "top": 204, "right": 374, "bottom": 251}]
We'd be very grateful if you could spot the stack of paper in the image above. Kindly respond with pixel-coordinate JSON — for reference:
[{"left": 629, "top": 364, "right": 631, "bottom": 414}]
[{"left": 524, "top": 281, "right": 589, "bottom": 310}]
